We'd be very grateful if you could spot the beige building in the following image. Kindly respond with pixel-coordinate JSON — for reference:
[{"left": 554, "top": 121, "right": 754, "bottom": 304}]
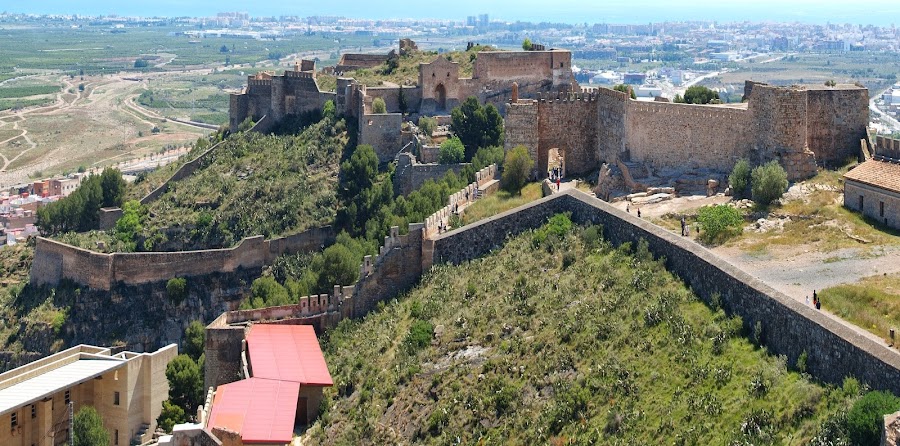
[
  {"left": 844, "top": 135, "right": 900, "bottom": 230},
  {"left": 0, "top": 344, "right": 177, "bottom": 446}
]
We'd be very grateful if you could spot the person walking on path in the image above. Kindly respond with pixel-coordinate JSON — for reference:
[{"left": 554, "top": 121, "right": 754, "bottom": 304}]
[
  {"left": 680, "top": 217, "right": 687, "bottom": 236},
  {"left": 557, "top": 178, "right": 561, "bottom": 191},
  {"left": 816, "top": 298, "right": 821, "bottom": 310},
  {"left": 637, "top": 208, "right": 642, "bottom": 218}
]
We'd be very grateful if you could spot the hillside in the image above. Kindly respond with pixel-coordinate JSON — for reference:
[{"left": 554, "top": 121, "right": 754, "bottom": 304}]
[
  {"left": 62, "top": 116, "right": 349, "bottom": 251},
  {"left": 308, "top": 216, "right": 856, "bottom": 445}
]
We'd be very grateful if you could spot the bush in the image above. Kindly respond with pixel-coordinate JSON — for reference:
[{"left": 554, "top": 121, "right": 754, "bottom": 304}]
[
  {"left": 372, "top": 97, "right": 387, "bottom": 114},
  {"left": 522, "top": 38, "right": 533, "bottom": 51},
  {"left": 184, "top": 320, "right": 205, "bottom": 361},
  {"left": 729, "top": 158, "right": 751, "bottom": 199},
  {"left": 317, "top": 244, "right": 360, "bottom": 291},
  {"left": 156, "top": 400, "right": 187, "bottom": 433},
  {"left": 438, "top": 137, "right": 465, "bottom": 164},
  {"left": 243, "top": 277, "right": 291, "bottom": 309},
  {"left": 471, "top": 145, "right": 504, "bottom": 170},
  {"left": 417, "top": 116, "right": 437, "bottom": 138},
  {"left": 74, "top": 406, "right": 109, "bottom": 446},
  {"left": 751, "top": 160, "right": 788, "bottom": 207},
  {"left": 533, "top": 213, "right": 573, "bottom": 246},
  {"left": 501, "top": 145, "right": 534, "bottom": 194},
  {"left": 134, "top": 59, "right": 149, "bottom": 68},
  {"left": 405, "top": 319, "right": 433, "bottom": 352},
  {"left": 846, "top": 391, "right": 900, "bottom": 446},
  {"left": 682, "top": 85, "right": 720, "bottom": 104},
  {"left": 613, "top": 84, "right": 636, "bottom": 99},
  {"left": 166, "top": 278, "right": 188, "bottom": 305},
  {"left": 696, "top": 205, "right": 743, "bottom": 244}
]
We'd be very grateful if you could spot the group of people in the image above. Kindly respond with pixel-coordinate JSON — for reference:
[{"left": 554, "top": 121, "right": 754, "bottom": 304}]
[
  {"left": 626, "top": 204, "right": 641, "bottom": 218},
  {"left": 807, "top": 290, "right": 822, "bottom": 310},
  {"left": 549, "top": 168, "right": 562, "bottom": 191}
]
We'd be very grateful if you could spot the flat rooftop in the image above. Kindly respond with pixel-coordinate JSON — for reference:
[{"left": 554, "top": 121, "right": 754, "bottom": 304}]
[
  {"left": 0, "top": 353, "right": 125, "bottom": 415},
  {"left": 206, "top": 378, "right": 300, "bottom": 444},
  {"left": 246, "top": 324, "right": 333, "bottom": 386}
]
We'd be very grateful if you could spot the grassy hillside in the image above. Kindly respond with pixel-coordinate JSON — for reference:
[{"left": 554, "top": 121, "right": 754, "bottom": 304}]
[
  {"left": 309, "top": 216, "right": 857, "bottom": 445},
  {"left": 63, "top": 116, "right": 348, "bottom": 251}
]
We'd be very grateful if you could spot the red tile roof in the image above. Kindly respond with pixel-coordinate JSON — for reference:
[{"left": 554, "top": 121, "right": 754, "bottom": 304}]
[
  {"left": 246, "top": 324, "right": 333, "bottom": 386},
  {"left": 844, "top": 159, "right": 900, "bottom": 194},
  {"left": 206, "top": 378, "right": 300, "bottom": 444}
]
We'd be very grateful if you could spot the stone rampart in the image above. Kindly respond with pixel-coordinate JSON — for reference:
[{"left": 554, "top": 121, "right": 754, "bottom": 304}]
[
  {"left": 536, "top": 95, "right": 600, "bottom": 176},
  {"left": 30, "top": 226, "right": 335, "bottom": 291},
  {"left": 876, "top": 135, "right": 900, "bottom": 159},
  {"left": 503, "top": 101, "right": 540, "bottom": 177},
  {"left": 429, "top": 190, "right": 900, "bottom": 395},
  {"left": 625, "top": 101, "right": 753, "bottom": 172},
  {"left": 364, "top": 86, "right": 423, "bottom": 115},
  {"left": 359, "top": 113, "right": 403, "bottom": 162},
  {"left": 806, "top": 87, "right": 869, "bottom": 166},
  {"left": 393, "top": 153, "right": 469, "bottom": 196}
]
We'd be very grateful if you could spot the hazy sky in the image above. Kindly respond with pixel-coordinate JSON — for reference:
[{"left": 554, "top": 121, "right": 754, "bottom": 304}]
[{"left": 5, "top": 0, "right": 900, "bottom": 26}]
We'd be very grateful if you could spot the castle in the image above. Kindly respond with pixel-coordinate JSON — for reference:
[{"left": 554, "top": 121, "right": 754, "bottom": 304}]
[{"left": 230, "top": 41, "right": 868, "bottom": 182}]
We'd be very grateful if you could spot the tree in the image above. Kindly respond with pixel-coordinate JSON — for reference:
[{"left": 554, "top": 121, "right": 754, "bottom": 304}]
[
  {"left": 372, "top": 97, "right": 387, "bottom": 114},
  {"left": 696, "top": 205, "right": 744, "bottom": 244},
  {"left": 133, "top": 59, "right": 149, "bottom": 68},
  {"left": 451, "top": 97, "right": 504, "bottom": 160},
  {"left": 398, "top": 85, "right": 408, "bottom": 115},
  {"left": 100, "top": 168, "right": 126, "bottom": 208},
  {"left": 219, "top": 45, "right": 229, "bottom": 53},
  {"left": 501, "top": 146, "right": 534, "bottom": 194},
  {"left": 243, "top": 277, "right": 291, "bottom": 309},
  {"left": 340, "top": 145, "right": 378, "bottom": 200},
  {"left": 323, "top": 100, "right": 336, "bottom": 120},
  {"left": 166, "top": 278, "right": 188, "bottom": 305},
  {"left": 751, "top": 160, "right": 788, "bottom": 206},
  {"left": 846, "top": 391, "right": 900, "bottom": 446},
  {"left": 613, "top": 84, "right": 636, "bottom": 99},
  {"left": 184, "top": 320, "right": 206, "bottom": 361},
  {"left": 317, "top": 244, "right": 360, "bottom": 291},
  {"left": 115, "top": 200, "right": 146, "bottom": 247},
  {"left": 522, "top": 38, "right": 533, "bottom": 51},
  {"left": 156, "top": 400, "right": 187, "bottom": 433},
  {"left": 682, "top": 85, "right": 720, "bottom": 104},
  {"left": 73, "top": 406, "right": 109, "bottom": 446},
  {"left": 438, "top": 137, "right": 465, "bottom": 164},
  {"left": 728, "top": 158, "right": 752, "bottom": 199},
  {"left": 165, "top": 354, "right": 204, "bottom": 415}
]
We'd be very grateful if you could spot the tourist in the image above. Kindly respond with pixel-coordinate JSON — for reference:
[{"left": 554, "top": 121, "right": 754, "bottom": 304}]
[
  {"left": 557, "top": 178, "right": 561, "bottom": 190},
  {"left": 680, "top": 217, "right": 687, "bottom": 236},
  {"left": 812, "top": 289, "right": 817, "bottom": 301},
  {"left": 626, "top": 204, "right": 630, "bottom": 213},
  {"left": 813, "top": 296, "right": 817, "bottom": 308},
  {"left": 637, "top": 208, "right": 642, "bottom": 218},
  {"left": 816, "top": 298, "right": 821, "bottom": 310}
]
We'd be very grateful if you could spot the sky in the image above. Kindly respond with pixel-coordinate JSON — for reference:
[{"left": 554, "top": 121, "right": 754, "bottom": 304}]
[{"left": 4, "top": 0, "right": 900, "bottom": 26}]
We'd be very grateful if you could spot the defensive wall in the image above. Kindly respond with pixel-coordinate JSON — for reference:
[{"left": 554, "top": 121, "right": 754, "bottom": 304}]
[
  {"left": 505, "top": 81, "right": 868, "bottom": 182},
  {"left": 393, "top": 153, "right": 470, "bottom": 196},
  {"left": 29, "top": 226, "right": 335, "bottom": 291},
  {"left": 876, "top": 134, "right": 900, "bottom": 159}
]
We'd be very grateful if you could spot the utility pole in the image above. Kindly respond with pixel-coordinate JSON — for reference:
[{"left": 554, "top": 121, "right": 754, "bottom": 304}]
[{"left": 68, "top": 401, "right": 74, "bottom": 446}]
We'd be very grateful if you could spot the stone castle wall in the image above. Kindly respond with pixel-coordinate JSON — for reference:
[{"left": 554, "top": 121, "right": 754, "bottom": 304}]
[
  {"left": 876, "top": 135, "right": 900, "bottom": 159},
  {"left": 806, "top": 88, "right": 869, "bottom": 166},
  {"left": 595, "top": 87, "right": 628, "bottom": 165},
  {"left": 359, "top": 113, "right": 404, "bottom": 162},
  {"left": 625, "top": 101, "right": 753, "bottom": 172},
  {"left": 536, "top": 94, "right": 600, "bottom": 176},
  {"left": 393, "top": 153, "right": 469, "bottom": 196},
  {"left": 30, "top": 226, "right": 335, "bottom": 291},
  {"left": 503, "top": 101, "right": 540, "bottom": 176}
]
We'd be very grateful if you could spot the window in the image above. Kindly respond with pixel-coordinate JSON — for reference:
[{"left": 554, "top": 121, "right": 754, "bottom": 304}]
[
  {"left": 11, "top": 411, "right": 17, "bottom": 429},
  {"left": 115, "top": 429, "right": 119, "bottom": 445},
  {"left": 114, "top": 391, "right": 120, "bottom": 406},
  {"left": 30, "top": 405, "right": 35, "bottom": 419},
  {"left": 859, "top": 195, "right": 864, "bottom": 210},
  {"left": 64, "top": 390, "right": 70, "bottom": 405},
  {"left": 880, "top": 201, "right": 885, "bottom": 217}
]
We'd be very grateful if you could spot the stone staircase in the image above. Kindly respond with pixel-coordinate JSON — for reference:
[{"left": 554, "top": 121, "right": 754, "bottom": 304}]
[{"left": 131, "top": 423, "right": 150, "bottom": 445}]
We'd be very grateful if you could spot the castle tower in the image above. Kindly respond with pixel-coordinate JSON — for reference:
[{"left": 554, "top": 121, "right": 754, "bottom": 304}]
[{"left": 511, "top": 82, "right": 519, "bottom": 103}]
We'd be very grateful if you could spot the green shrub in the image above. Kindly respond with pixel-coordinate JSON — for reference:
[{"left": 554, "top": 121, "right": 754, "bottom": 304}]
[
  {"left": 471, "top": 145, "right": 504, "bottom": 170},
  {"left": 613, "top": 84, "right": 636, "bottom": 99},
  {"left": 451, "top": 96, "right": 504, "bottom": 160},
  {"left": 532, "top": 213, "right": 573, "bottom": 246},
  {"left": 73, "top": 406, "right": 109, "bottom": 446},
  {"left": 372, "top": 97, "right": 387, "bottom": 114},
  {"left": 405, "top": 320, "right": 434, "bottom": 352},
  {"left": 846, "top": 391, "right": 900, "bottom": 446},
  {"left": 729, "top": 158, "right": 751, "bottom": 199},
  {"left": 501, "top": 145, "right": 534, "bottom": 194},
  {"left": 751, "top": 161, "right": 788, "bottom": 206},
  {"left": 184, "top": 320, "right": 205, "bottom": 361},
  {"left": 166, "top": 278, "right": 188, "bottom": 305},
  {"left": 438, "top": 137, "right": 465, "bottom": 164},
  {"left": 317, "top": 244, "right": 360, "bottom": 291},
  {"left": 417, "top": 116, "right": 437, "bottom": 138},
  {"left": 156, "top": 400, "right": 186, "bottom": 433},
  {"left": 242, "top": 277, "right": 291, "bottom": 309},
  {"left": 696, "top": 205, "right": 743, "bottom": 244}
]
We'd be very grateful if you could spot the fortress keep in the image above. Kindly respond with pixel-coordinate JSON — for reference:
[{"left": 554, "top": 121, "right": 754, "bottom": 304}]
[{"left": 229, "top": 42, "right": 868, "bottom": 180}]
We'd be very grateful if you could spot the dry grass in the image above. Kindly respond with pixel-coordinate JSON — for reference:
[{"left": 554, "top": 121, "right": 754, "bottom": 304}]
[
  {"left": 460, "top": 182, "right": 543, "bottom": 226},
  {"left": 820, "top": 274, "right": 900, "bottom": 350}
]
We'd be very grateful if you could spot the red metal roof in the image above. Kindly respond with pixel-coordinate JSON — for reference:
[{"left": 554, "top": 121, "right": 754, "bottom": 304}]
[
  {"left": 206, "top": 377, "right": 300, "bottom": 444},
  {"left": 246, "top": 324, "right": 334, "bottom": 386}
]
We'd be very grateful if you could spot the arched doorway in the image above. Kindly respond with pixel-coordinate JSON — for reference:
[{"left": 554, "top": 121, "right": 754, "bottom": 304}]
[
  {"left": 434, "top": 83, "right": 447, "bottom": 111},
  {"left": 547, "top": 147, "right": 565, "bottom": 180}
]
